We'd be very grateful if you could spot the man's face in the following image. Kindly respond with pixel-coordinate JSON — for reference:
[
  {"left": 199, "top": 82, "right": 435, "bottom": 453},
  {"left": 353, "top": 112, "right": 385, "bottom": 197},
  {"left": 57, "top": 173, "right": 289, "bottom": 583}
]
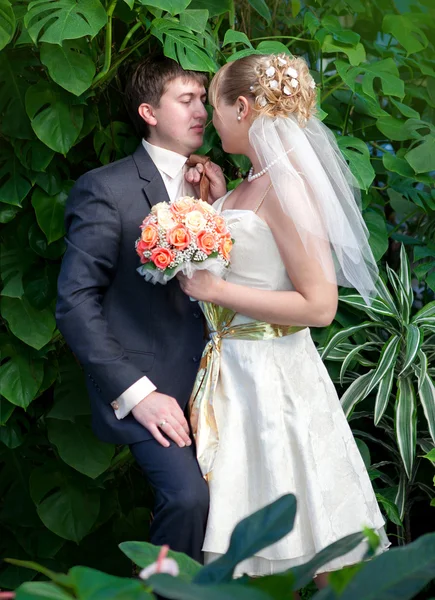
[{"left": 147, "top": 77, "right": 208, "bottom": 156}]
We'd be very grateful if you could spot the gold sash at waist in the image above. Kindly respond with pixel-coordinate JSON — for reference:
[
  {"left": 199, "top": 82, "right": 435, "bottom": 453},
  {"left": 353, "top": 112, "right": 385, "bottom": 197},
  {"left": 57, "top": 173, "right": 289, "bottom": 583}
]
[{"left": 188, "top": 301, "right": 306, "bottom": 478}]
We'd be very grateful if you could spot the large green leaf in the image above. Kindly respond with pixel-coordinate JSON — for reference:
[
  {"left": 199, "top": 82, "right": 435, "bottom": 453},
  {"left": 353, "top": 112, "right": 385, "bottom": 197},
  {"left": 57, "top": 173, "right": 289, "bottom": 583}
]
[
  {"left": 0, "top": 296, "right": 55, "bottom": 350},
  {"left": 339, "top": 295, "right": 395, "bottom": 318},
  {"left": 25, "top": 82, "right": 84, "bottom": 155},
  {"left": 412, "top": 300, "right": 435, "bottom": 324},
  {"left": 30, "top": 464, "right": 100, "bottom": 542},
  {"left": 0, "top": 396, "right": 14, "bottom": 425},
  {"left": 195, "top": 494, "right": 297, "bottom": 583},
  {"left": 246, "top": 0, "right": 271, "bottom": 24},
  {"left": 405, "top": 134, "right": 435, "bottom": 174},
  {"left": 47, "top": 417, "right": 115, "bottom": 479},
  {"left": 23, "top": 263, "right": 59, "bottom": 310},
  {"left": 0, "top": 50, "right": 36, "bottom": 139},
  {"left": 0, "top": 0, "right": 15, "bottom": 50},
  {"left": 376, "top": 117, "right": 429, "bottom": 142},
  {"left": 417, "top": 371, "right": 435, "bottom": 444},
  {"left": 383, "top": 14, "right": 428, "bottom": 56},
  {"left": 149, "top": 575, "right": 270, "bottom": 600},
  {"left": 24, "top": 0, "right": 107, "bottom": 45},
  {"left": 341, "top": 370, "right": 375, "bottom": 417},
  {"left": 12, "top": 139, "right": 55, "bottom": 173},
  {"left": 139, "top": 0, "right": 191, "bottom": 15},
  {"left": 15, "top": 581, "right": 72, "bottom": 600},
  {"left": 29, "top": 223, "right": 66, "bottom": 260},
  {"left": 187, "top": 0, "right": 231, "bottom": 17},
  {"left": 400, "top": 324, "right": 422, "bottom": 374},
  {"left": 93, "top": 122, "right": 137, "bottom": 165},
  {"left": 364, "top": 210, "right": 389, "bottom": 261},
  {"left": 339, "top": 342, "right": 378, "bottom": 385},
  {"left": 395, "top": 376, "right": 417, "bottom": 478},
  {"left": 0, "top": 352, "right": 44, "bottom": 409},
  {"left": 337, "top": 137, "right": 375, "bottom": 191},
  {"left": 321, "top": 322, "right": 381, "bottom": 360},
  {"left": 40, "top": 40, "right": 96, "bottom": 97},
  {"left": 48, "top": 355, "right": 90, "bottom": 420},
  {"left": 322, "top": 36, "right": 366, "bottom": 66},
  {"left": 68, "top": 566, "right": 153, "bottom": 600},
  {"left": 222, "top": 30, "right": 253, "bottom": 48},
  {"left": 0, "top": 148, "right": 34, "bottom": 206},
  {"left": 0, "top": 243, "right": 35, "bottom": 298},
  {"left": 151, "top": 19, "right": 217, "bottom": 73},
  {"left": 119, "top": 542, "right": 201, "bottom": 581},
  {"left": 336, "top": 58, "right": 405, "bottom": 102},
  {"left": 31, "top": 185, "right": 71, "bottom": 244},
  {"left": 180, "top": 9, "right": 209, "bottom": 33},
  {"left": 338, "top": 532, "right": 435, "bottom": 600}
]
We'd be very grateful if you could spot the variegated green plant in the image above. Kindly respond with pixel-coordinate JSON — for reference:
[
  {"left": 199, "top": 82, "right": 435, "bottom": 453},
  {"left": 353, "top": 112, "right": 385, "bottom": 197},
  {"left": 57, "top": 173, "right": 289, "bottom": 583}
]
[{"left": 321, "top": 246, "right": 435, "bottom": 491}]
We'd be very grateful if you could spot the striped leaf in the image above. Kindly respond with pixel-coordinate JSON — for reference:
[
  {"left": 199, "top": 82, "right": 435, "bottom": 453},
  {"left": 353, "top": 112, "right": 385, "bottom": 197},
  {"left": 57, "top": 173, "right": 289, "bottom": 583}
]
[
  {"left": 339, "top": 294, "right": 396, "bottom": 318},
  {"left": 374, "top": 364, "right": 396, "bottom": 425},
  {"left": 395, "top": 376, "right": 417, "bottom": 479},
  {"left": 365, "top": 335, "right": 401, "bottom": 396},
  {"left": 375, "top": 274, "right": 399, "bottom": 317},
  {"left": 412, "top": 300, "right": 435, "bottom": 324},
  {"left": 417, "top": 371, "right": 435, "bottom": 444},
  {"left": 400, "top": 324, "right": 423, "bottom": 375},
  {"left": 395, "top": 472, "right": 407, "bottom": 520},
  {"left": 340, "top": 370, "right": 374, "bottom": 418},
  {"left": 417, "top": 350, "right": 428, "bottom": 389},
  {"left": 320, "top": 322, "right": 381, "bottom": 360},
  {"left": 340, "top": 342, "right": 378, "bottom": 385},
  {"left": 399, "top": 244, "right": 413, "bottom": 309},
  {"left": 387, "top": 265, "right": 410, "bottom": 324}
]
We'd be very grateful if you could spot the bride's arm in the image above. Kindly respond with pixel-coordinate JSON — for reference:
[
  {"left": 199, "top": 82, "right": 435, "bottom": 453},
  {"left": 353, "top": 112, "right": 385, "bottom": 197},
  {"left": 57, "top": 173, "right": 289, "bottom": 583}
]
[{"left": 178, "top": 189, "right": 338, "bottom": 328}]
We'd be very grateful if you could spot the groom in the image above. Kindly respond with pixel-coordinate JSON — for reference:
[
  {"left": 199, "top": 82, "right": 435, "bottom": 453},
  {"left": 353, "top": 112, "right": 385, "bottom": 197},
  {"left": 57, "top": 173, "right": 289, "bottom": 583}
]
[{"left": 56, "top": 55, "right": 224, "bottom": 562}]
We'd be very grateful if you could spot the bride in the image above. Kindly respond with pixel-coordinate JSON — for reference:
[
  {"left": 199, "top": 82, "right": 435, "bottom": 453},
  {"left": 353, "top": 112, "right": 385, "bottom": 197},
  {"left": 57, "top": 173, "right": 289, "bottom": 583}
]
[{"left": 179, "top": 53, "right": 390, "bottom": 593}]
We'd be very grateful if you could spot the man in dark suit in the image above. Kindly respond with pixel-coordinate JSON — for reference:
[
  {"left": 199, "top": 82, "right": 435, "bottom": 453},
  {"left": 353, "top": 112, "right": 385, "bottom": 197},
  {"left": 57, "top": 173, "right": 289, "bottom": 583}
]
[{"left": 56, "top": 55, "right": 224, "bottom": 562}]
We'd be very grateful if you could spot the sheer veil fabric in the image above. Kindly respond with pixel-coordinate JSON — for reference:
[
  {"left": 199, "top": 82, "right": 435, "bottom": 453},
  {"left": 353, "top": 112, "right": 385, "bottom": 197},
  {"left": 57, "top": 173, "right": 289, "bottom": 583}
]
[{"left": 249, "top": 115, "right": 379, "bottom": 303}]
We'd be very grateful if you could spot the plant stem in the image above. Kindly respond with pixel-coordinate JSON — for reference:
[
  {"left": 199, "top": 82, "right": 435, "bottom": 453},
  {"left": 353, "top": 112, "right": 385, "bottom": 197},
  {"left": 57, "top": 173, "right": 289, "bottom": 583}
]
[
  {"left": 93, "top": 0, "right": 118, "bottom": 86},
  {"left": 120, "top": 21, "right": 143, "bottom": 52}
]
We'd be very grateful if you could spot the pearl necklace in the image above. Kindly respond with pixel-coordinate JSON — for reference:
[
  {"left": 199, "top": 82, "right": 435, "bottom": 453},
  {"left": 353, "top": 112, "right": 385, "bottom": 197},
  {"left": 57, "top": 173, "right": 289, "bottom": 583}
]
[{"left": 247, "top": 147, "right": 294, "bottom": 182}]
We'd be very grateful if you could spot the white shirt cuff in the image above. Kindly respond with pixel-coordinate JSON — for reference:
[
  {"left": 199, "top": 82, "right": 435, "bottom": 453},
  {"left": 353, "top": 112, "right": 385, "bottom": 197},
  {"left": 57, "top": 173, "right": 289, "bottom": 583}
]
[{"left": 111, "top": 376, "right": 157, "bottom": 419}]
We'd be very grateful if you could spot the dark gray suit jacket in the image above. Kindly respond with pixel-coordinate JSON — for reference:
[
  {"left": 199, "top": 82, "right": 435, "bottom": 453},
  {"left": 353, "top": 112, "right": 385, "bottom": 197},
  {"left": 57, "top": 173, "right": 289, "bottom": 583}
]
[{"left": 56, "top": 144, "right": 206, "bottom": 445}]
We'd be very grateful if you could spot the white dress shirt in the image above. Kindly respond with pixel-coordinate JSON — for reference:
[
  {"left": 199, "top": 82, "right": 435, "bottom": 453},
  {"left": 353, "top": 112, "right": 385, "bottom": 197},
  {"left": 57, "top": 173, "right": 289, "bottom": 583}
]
[{"left": 112, "top": 139, "right": 195, "bottom": 419}]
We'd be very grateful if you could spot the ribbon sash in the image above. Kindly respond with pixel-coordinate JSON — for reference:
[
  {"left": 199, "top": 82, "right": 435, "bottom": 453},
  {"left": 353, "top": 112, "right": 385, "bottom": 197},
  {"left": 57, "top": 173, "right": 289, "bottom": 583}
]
[{"left": 189, "top": 301, "right": 305, "bottom": 477}]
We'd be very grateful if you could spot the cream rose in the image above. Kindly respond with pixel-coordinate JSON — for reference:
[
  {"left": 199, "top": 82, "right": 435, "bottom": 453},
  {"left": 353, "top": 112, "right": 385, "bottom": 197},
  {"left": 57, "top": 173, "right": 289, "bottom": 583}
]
[
  {"left": 196, "top": 200, "right": 215, "bottom": 216},
  {"left": 184, "top": 210, "right": 207, "bottom": 234},
  {"left": 156, "top": 207, "right": 177, "bottom": 230},
  {"left": 170, "top": 196, "right": 196, "bottom": 216}
]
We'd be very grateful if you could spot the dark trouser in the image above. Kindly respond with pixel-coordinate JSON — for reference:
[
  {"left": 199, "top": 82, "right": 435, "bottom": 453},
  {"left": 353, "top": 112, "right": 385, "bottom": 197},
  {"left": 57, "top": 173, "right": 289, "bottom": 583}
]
[{"left": 130, "top": 437, "right": 209, "bottom": 563}]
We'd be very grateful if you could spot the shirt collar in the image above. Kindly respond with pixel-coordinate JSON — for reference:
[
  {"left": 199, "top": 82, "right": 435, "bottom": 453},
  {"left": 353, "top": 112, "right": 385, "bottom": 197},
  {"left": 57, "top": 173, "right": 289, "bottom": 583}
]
[{"left": 142, "top": 139, "right": 187, "bottom": 179}]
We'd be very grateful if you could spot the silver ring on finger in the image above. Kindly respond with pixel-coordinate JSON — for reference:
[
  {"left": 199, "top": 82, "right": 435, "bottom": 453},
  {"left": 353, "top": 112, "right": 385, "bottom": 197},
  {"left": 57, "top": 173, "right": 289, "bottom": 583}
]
[{"left": 159, "top": 420, "right": 168, "bottom": 428}]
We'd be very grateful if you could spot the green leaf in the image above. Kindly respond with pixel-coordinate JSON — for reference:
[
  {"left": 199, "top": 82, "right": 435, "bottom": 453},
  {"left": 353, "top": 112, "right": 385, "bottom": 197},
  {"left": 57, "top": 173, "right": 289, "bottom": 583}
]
[
  {"left": 337, "top": 136, "right": 375, "bottom": 191},
  {"left": 338, "top": 532, "right": 435, "bottom": 600},
  {"left": 376, "top": 117, "right": 429, "bottom": 141},
  {"left": 139, "top": 0, "right": 190, "bottom": 15},
  {"left": 49, "top": 355, "right": 91, "bottom": 420},
  {"left": 0, "top": 148, "right": 33, "bottom": 206},
  {"left": 31, "top": 185, "right": 70, "bottom": 244},
  {"left": 40, "top": 40, "right": 96, "bottom": 97},
  {"left": 256, "top": 41, "right": 292, "bottom": 55},
  {"left": 0, "top": 0, "right": 15, "bottom": 50},
  {"left": 5, "top": 559, "right": 71, "bottom": 587},
  {"left": 340, "top": 371, "right": 375, "bottom": 417},
  {"left": 383, "top": 14, "right": 428, "bottom": 56},
  {"left": 28, "top": 223, "right": 66, "bottom": 260},
  {"left": 187, "top": 0, "right": 231, "bottom": 17},
  {"left": 400, "top": 324, "right": 422, "bottom": 374},
  {"left": 0, "top": 396, "right": 14, "bottom": 425},
  {"left": 179, "top": 9, "right": 209, "bottom": 33},
  {"left": 384, "top": 154, "right": 416, "bottom": 178},
  {"left": 93, "top": 122, "right": 137, "bottom": 165},
  {"left": 322, "top": 35, "right": 366, "bottom": 66},
  {"left": 1, "top": 243, "right": 34, "bottom": 298},
  {"left": 375, "top": 275, "right": 400, "bottom": 318},
  {"left": 321, "top": 322, "right": 381, "bottom": 360},
  {"left": 405, "top": 135, "right": 435, "bottom": 174},
  {"left": 24, "top": 0, "right": 107, "bottom": 45},
  {"left": 151, "top": 19, "right": 217, "bottom": 73},
  {"left": 339, "top": 342, "right": 377, "bottom": 385},
  {"left": 195, "top": 494, "right": 297, "bottom": 583},
  {"left": 149, "top": 575, "right": 270, "bottom": 600},
  {"left": 387, "top": 265, "right": 410, "bottom": 324},
  {"left": 246, "top": 0, "right": 271, "bottom": 24},
  {"left": 68, "top": 566, "right": 153, "bottom": 600},
  {"left": 0, "top": 51, "right": 36, "bottom": 139},
  {"left": 0, "top": 353, "right": 44, "bottom": 409},
  {"left": 412, "top": 300, "right": 435, "bottom": 324},
  {"left": 119, "top": 542, "right": 201, "bottom": 581},
  {"left": 336, "top": 58, "right": 405, "bottom": 102},
  {"left": 13, "top": 139, "right": 55, "bottom": 173},
  {"left": 47, "top": 417, "right": 115, "bottom": 479},
  {"left": 390, "top": 98, "right": 420, "bottom": 119},
  {"left": 25, "top": 82, "right": 84, "bottom": 155},
  {"left": 23, "top": 263, "right": 59, "bottom": 310},
  {"left": 375, "top": 494, "right": 403, "bottom": 527},
  {"left": 364, "top": 210, "right": 389, "bottom": 261},
  {"left": 339, "top": 295, "right": 395, "bottom": 318},
  {"left": 395, "top": 376, "right": 417, "bottom": 478},
  {"left": 374, "top": 364, "right": 395, "bottom": 425},
  {"left": 30, "top": 464, "right": 100, "bottom": 542},
  {"left": 0, "top": 296, "right": 55, "bottom": 350},
  {"left": 365, "top": 335, "right": 401, "bottom": 397},
  {"left": 15, "top": 581, "right": 72, "bottom": 600},
  {"left": 417, "top": 371, "right": 435, "bottom": 444},
  {"left": 222, "top": 30, "right": 252, "bottom": 48}
]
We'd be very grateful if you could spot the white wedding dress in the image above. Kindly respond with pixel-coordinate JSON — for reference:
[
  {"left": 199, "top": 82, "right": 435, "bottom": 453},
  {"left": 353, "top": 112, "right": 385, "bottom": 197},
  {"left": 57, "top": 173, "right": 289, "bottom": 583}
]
[{"left": 202, "top": 192, "right": 390, "bottom": 577}]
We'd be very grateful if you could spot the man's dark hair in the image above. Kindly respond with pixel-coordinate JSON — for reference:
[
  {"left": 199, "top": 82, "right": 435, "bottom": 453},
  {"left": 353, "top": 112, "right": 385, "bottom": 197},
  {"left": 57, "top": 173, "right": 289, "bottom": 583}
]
[{"left": 124, "top": 54, "right": 208, "bottom": 139}]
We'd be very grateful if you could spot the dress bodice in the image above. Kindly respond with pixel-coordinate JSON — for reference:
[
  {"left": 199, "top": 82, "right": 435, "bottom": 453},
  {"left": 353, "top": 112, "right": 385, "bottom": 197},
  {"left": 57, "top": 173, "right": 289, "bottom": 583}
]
[{"left": 214, "top": 192, "right": 294, "bottom": 292}]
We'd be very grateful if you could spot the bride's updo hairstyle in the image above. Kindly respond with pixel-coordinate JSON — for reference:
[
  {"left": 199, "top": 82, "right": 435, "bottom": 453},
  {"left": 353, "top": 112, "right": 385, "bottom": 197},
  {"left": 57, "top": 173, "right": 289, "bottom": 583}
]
[{"left": 209, "top": 54, "right": 317, "bottom": 126}]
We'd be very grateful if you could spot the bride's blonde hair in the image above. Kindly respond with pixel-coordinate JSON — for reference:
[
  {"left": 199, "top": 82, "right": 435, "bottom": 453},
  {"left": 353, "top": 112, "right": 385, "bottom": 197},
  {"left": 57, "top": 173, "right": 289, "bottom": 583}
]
[{"left": 209, "top": 54, "right": 317, "bottom": 125}]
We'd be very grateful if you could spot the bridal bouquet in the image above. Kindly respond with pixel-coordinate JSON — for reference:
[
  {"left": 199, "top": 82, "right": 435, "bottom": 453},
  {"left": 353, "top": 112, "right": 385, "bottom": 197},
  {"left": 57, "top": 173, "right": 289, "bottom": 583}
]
[{"left": 136, "top": 196, "right": 233, "bottom": 284}]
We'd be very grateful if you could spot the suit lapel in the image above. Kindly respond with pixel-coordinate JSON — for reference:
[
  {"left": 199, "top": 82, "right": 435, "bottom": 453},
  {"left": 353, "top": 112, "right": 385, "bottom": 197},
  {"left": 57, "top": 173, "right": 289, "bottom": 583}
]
[{"left": 132, "top": 143, "right": 170, "bottom": 208}]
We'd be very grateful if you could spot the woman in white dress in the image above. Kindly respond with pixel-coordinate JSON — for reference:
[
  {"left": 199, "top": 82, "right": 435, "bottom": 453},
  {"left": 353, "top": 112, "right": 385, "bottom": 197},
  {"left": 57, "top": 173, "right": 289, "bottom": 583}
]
[{"left": 179, "top": 54, "right": 390, "bottom": 594}]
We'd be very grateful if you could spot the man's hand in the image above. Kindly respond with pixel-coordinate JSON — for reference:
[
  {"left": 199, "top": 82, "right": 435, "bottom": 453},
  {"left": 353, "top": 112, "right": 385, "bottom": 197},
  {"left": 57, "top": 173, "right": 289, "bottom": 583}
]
[
  {"left": 185, "top": 159, "right": 227, "bottom": 204},
  {"left": 131, "top": 391, "right": 192, "bottom": 448}
]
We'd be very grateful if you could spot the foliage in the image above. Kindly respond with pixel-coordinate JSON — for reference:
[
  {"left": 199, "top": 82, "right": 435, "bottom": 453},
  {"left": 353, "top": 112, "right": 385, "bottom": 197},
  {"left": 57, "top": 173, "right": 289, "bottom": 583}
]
[
  {"left": 6, "top": 494, "right": 435, "bottom": 600},
  {"left": 1, "top": 0, "right": 435, "bottom": 591}
]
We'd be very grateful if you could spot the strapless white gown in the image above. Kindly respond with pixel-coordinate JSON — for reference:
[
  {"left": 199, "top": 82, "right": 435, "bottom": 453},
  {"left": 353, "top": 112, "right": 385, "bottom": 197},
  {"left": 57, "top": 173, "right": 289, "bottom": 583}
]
[{"left": 202, "top": 193, "right": 390, "bottom": 577}]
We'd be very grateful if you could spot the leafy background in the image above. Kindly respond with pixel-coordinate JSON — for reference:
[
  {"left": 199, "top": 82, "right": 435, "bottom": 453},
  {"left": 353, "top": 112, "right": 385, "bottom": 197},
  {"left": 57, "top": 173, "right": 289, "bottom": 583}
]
[{"left": 0, "top": 0, "right": 434, "bottom": 593}]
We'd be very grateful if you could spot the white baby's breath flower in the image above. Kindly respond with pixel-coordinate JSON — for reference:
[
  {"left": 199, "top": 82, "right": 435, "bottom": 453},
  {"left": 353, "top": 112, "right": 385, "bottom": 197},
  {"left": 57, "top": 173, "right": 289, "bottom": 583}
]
[
  {"left": 265, "top": 66, "right": 276, "bottom": 78},
  {"left": 277, "top": 56, "right": 288, "bottom": 66},
  {"left": 283, "top": 85, "right": 291, "bottom": 96},
  {"left": 290, "top": 78, "right": 299, "bottom": 88},
  {"left": 286, "top": 67, "right": 298, "bottom": 79},
  {"left": 309, "top": 78, "right": 316, "bottom": 89},
  {"left": 258, "top": 96, "right": 268, "bottom": 107},
  {"left": 269, "top": 79, "right": 279, "bottom": 90}
]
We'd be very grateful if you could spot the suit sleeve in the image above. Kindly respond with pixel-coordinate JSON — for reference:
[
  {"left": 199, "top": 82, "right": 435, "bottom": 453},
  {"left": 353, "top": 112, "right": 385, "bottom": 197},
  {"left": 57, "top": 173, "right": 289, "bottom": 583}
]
[{"left": 56, "top": 172, "right": 150, "bottom": 403}]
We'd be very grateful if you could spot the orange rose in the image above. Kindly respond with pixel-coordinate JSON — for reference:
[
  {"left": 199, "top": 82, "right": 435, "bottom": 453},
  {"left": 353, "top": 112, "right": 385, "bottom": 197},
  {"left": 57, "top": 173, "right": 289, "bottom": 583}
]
[
  {"left": 151, "top": 247, "right": 174, "bottom": 270},
  {"left": 197, "top": 230, "right": 216, "bottom": 256},
  {"left": 141, "top": 224, "right": 159, "bottom": 249},
  {"left": 136, "top": 239, "right": 148, "bottom": 258},
  {"left": 170, "top": 196, "right": 195, "bottom": 216},
  {"left": 220, "top": 236, "right": 233, "bottom": 261},
  {"left": 213, "top": 215, "right": 227, "bottom": 235},
  {"left": 167, "top": 224, "right": 191, "bottom": 251}
]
